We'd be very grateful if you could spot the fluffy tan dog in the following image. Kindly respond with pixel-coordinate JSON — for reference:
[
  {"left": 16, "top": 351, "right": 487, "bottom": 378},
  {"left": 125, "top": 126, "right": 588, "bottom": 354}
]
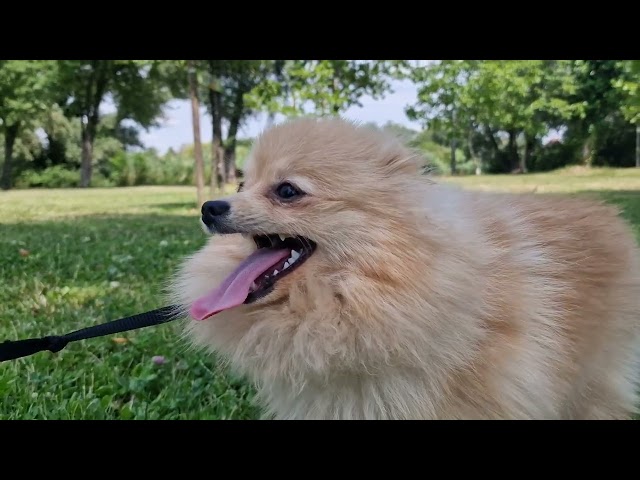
[{"left": 169, "top": 117, "right": 640, "bottom": 419}]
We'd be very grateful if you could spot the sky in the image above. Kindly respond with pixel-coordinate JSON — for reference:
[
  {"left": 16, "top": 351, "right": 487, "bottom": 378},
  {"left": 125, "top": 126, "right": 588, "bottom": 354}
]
[{"left": 135, "top": 77, "right": 425, "bottom": 154}]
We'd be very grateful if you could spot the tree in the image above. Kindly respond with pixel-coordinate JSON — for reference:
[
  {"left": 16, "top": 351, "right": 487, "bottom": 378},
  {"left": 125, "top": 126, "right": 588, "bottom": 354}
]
[
  {"left": 56, "top": 60, "right": 171, "bottom": 187},
  {"left": 380, "top": 121, "right": 419, "bottom": 144},
  {"left": 150, "top": 60, "right": 213, "bottom": 203},
  {"left": 187, "top": 60, "right": 206, "bottom": 207},
  {"left": 264, "top": 60, "right": 398, "bottom": 116},
  {"left": 407, "top": 61, "right": 584, "bottom": 174},
  {"left": 567, "top": 60, "right": 626, "bottom": 167},
  {"left": 161, "top": 60, "right": 272, "bottom": 194},
  {"left": 0, "top": 60, "right": 58, "bottom": 190},
  {"left": 170, "top": 60, "right": 398, "bottom": 194},
  {"left": 614, "top": 61, "right": 640, "bottom": 167},
  {"left": 245, "top": 60, "right": 400, "bottom": 175},
  {"left": 464, "top": 61, "right": 583, "bottom": 172},
  {"left": 205, "top": 60, "right": 284, "bottom": 192},
  {"left": 207, "top": 60, "right": 286, "bottom": 190},
  {"left": 407, "top": 60, "right": 473, "bottom": 175}
]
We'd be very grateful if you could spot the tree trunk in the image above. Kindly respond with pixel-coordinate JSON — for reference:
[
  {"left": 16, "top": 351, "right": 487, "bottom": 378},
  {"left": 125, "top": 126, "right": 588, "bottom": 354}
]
[
  {"left": 215, "top": 145, "right": 225, "bottom": 193},
  {"left": 46, "top": 133, "right": 66, "bottom": 167},
  {"left": 485, "top": 126, "right": 501, "bottom": 171},
  {"left": 486, "top": 128, "right": 501, "bottom": 152},
  {"left": 79, "top": 117, "right": 97, "bottom": 188},
  {"left": 224, "top": 87, "right": 245, "bottom": 185},
  {"left": 450, "top": 139, "right": 457, "bottom": 175},
  {"left": 266, "top": 112, "right": 276, "bottom": 129},
  {"left": 207, "top": 69, "right": 225, "bottom": 195},
  {"left": 205, "top": 63, "right": 223, "bottom": 193},
  {"left": 521, "top": 133, "right": 535, "bottom": 174},
  {"left": 582, "top": 132, "right": 595, "bottom": 167},
  {"left": 224, "top": 146, "right": 237, "bottom": 184},
  {"left": 79, "top": 61, "right": 110, "bottom": 188},
  {"left": 188, "top": 60, "right": 205, "bottom": 207},
  {"left": 468, "top": 129, "right": 481, "bottom": 175},
  {"left": 330, "top": 71, "right": 341, "bottom": 115},
  {"left": 507, "top": 130, "right": 520, "bottom": 172},
  {"left": 1, "top": 123, "right": 19, "bottom": 191},
  {"left": 636, "top": 123, "right": 640, "bottom": 168}
]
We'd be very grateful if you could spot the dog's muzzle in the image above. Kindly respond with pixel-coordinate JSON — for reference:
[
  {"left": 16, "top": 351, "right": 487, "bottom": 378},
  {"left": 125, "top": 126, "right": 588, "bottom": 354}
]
[{"left": 201, "top": 200, "right": 236, "bottom": 234}]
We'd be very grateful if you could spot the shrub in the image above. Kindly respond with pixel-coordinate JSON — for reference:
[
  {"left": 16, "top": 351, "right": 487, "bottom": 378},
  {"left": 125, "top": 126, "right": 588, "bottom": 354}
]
[{"left": 15, "top": 166, "right": 79, "bottom": 188}]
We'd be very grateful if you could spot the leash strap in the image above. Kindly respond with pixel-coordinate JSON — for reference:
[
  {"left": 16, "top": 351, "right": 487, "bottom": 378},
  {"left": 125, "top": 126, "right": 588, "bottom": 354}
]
[{"left": 0, "top": 305, "right": 179, "bottom": 363}]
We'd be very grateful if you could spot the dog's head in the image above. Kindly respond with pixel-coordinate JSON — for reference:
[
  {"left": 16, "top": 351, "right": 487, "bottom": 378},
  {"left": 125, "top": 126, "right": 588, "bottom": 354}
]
[{"left": 186, "top": 117, "right": 429, "bottom": 321}]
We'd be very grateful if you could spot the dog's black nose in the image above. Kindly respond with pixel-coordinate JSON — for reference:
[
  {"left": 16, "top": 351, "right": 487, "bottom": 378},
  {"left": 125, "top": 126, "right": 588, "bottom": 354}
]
[{"left": 202, "top": 200, "right": 230, "bottom": 218}]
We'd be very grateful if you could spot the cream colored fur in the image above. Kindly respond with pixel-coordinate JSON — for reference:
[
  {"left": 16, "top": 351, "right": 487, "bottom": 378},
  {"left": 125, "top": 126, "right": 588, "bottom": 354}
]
[{"left": 169, "top": 117, "right": 640, "bottom": 419}]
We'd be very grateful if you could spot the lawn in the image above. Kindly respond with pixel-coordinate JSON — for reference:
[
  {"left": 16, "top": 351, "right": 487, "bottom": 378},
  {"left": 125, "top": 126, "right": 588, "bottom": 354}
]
[
  {"left": 0, "top": 185, "right": 259, "bottom": 419},
  {"left": 2, "top": 167, "right": 640, "bottom": 420}
]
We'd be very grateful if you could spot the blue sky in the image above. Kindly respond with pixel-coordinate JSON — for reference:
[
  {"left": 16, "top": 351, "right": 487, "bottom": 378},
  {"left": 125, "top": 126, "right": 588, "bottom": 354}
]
[{"left": 136, "top": 77, "right": 424, "bottom": 154}]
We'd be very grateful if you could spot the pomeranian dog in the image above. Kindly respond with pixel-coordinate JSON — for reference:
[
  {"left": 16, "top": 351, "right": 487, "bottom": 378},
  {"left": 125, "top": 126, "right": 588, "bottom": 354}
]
[{"left": 169, "top": 117, "right": 640, "bottom": 420}]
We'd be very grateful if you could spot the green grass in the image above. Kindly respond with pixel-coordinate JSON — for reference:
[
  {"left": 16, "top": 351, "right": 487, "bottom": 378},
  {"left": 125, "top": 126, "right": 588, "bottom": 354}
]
[
  {"left": 442, "top": 165, "right": 640, "bottom": 194},
  {"left": 441, "top": 166, "right": 640, "bottom": 240},
  {"left": 2, "top": 167, "right": 640, "bottom": 419},
  {"left": 0, "top": 185, "right": 259, "bottom": 419}
]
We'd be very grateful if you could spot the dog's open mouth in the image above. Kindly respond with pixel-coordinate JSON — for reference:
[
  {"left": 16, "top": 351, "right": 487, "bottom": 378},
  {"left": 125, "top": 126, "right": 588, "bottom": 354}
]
[
  {"left": 189, "top": 234, "right": 317, "bottom": 321},
  {"left": 247, "top": 234, "right": 317, "bottom": 303}
]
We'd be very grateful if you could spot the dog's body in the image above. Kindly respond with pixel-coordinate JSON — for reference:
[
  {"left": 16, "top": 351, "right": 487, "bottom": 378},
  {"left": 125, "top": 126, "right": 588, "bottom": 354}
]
[{"left": 170, "top": 118, "right": 640, "bottom": 419}]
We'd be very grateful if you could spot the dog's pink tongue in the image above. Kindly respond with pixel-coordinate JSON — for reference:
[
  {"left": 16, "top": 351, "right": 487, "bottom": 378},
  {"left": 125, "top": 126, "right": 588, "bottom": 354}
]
[{"left": 189, "top": 248, "right": 290, "bottom": 321}]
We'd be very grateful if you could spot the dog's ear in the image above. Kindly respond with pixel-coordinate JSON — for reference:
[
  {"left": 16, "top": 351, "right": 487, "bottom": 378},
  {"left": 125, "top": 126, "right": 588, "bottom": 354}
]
[
  {"left": 380, "top": 149, "right": 423, "bottom": 176},
  {"left": 372, "top": 131, "right": 424, "bottom": 176}
]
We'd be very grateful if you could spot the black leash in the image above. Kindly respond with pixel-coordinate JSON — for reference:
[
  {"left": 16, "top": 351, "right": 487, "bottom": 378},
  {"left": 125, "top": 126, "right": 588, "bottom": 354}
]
[{"left": 0, "top": 305, "right": 179, "bottom": 363}]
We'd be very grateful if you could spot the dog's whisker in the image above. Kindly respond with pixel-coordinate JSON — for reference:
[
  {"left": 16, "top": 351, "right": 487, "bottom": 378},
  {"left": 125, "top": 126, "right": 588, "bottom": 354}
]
[{"left": 301, "top": 236, "right": 312, "bottom": 252}]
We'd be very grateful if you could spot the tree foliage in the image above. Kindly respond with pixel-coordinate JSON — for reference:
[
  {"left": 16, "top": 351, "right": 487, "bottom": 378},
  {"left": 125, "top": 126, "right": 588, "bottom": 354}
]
[
  {"left": 0, "top": 60, "right": 58, "bottom": 189},
  {"left": 407, "top": 60, "right": 593, "bottom": 173},
  {"left": 614, "top": 60, "right": 640, "bottom": 124},
  {"left": 254, "top": 60, "right": 399, "bottom": 116},
  {"left": 55, "top": 60, "right": 172, "bottom": 186},
  {"left": 2, "top": 59, "right": 639, "bottom": 192}
]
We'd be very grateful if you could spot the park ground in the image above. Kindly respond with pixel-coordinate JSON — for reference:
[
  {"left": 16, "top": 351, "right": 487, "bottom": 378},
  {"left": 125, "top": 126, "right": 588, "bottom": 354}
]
[{"left": 2, "top": 166, "right": 640, "bottom": 419}]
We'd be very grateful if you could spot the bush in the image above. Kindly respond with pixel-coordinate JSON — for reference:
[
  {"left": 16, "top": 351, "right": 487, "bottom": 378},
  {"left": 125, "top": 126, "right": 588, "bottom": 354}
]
[
  {"left": 15, "top": 166, "right": 116, "bottom": 189},
  {"left": 530, "top": 141, "right": 581, "bottom": 172},
  {"left": 12, "top": 142, "right": 247, "bottom": 189},
  {"left": 105, "top": 151, "right": 193, "bottom": 186},
  {"left": 91, "top": 175, "right": 117, "bottom": 188},
  {"left": 15, "top": 166, "right": 80, "bottom": 188},
  {"left": 408, "top": 132, "right": 471, "bottom": 176}
]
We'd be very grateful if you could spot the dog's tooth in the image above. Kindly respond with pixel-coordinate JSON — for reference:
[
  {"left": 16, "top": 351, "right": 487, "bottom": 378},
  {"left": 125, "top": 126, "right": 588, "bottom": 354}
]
[
  {"left": 250, "top": 281, "right": 257, "bottom": 291},
  {"left": 279, "top": 234, "right": 286, "bottom": 242},
  {"left": 284, "top": 261, "right": 290, "bottom": 269},
  {"left": 273, "top": 269, "right": 279, "bottom": 276},
  {"left": 291, "top": 250, "right": 300, "bottom": 262}
]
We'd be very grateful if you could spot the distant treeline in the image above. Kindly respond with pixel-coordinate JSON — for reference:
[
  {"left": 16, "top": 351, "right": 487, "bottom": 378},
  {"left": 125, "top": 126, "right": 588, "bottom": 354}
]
[{"left": 0, "top": 60, "right": 638, "bottom": 190}]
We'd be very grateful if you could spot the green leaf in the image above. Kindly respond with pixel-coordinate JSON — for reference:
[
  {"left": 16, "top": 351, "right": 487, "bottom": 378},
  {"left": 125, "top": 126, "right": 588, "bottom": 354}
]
[{"left": 119, "top": 404, "right": 134, "bottom": 420}]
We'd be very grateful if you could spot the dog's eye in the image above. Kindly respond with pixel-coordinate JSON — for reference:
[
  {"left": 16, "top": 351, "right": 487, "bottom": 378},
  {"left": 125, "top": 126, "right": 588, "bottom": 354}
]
[{"left": 275, "top": 182, "right": 303, "bottom": 200}]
